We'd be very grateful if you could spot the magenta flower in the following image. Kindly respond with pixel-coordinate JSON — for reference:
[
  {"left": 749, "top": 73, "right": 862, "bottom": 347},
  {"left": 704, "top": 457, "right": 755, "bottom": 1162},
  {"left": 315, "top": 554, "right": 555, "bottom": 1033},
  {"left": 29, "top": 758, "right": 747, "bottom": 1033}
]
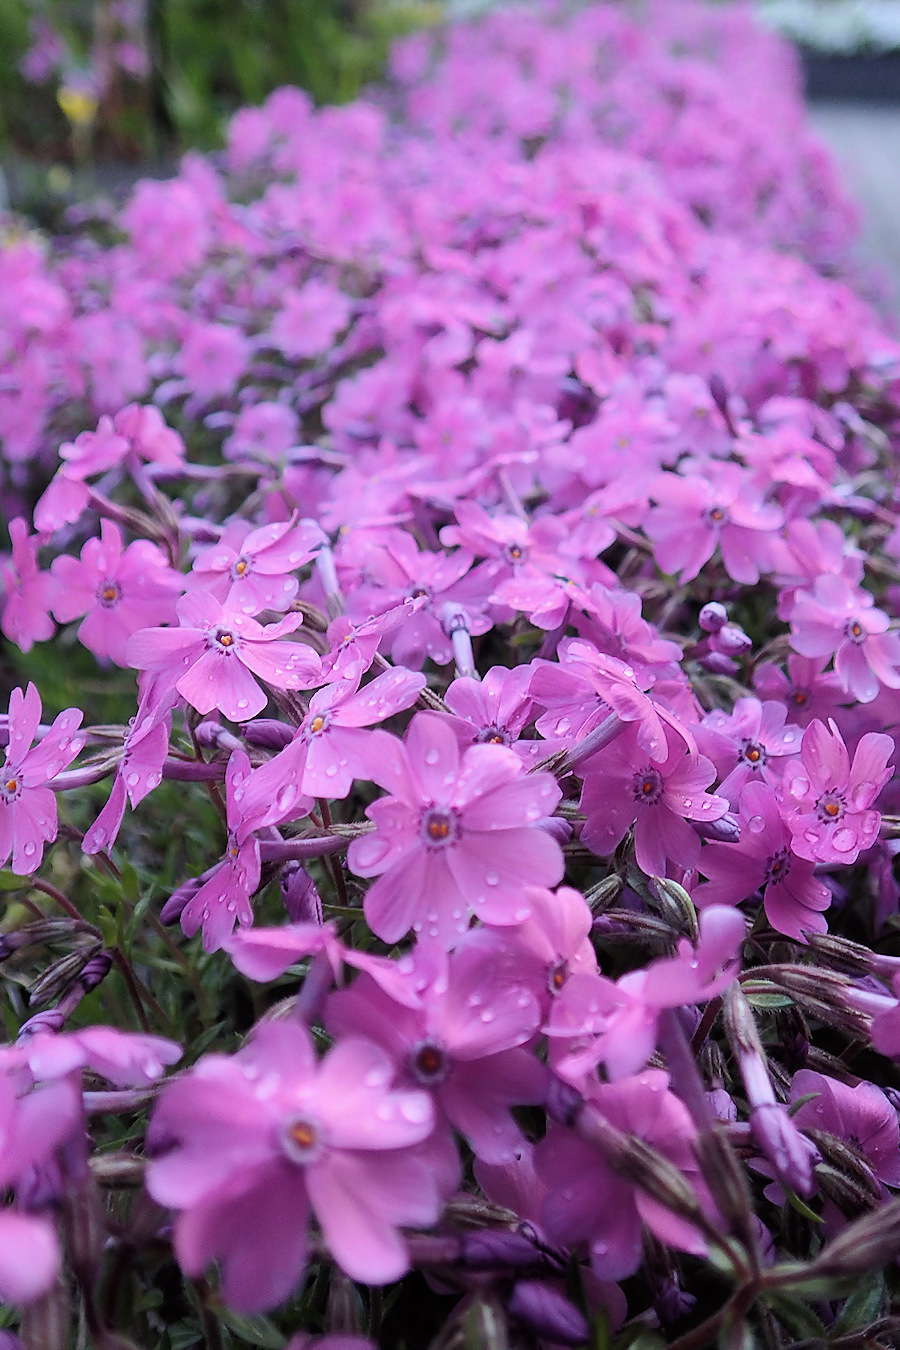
[
  {"left": 782, "top": 718, "right": 893, "bottom": 865},
  {"left": 645, "top": 464, "right": 783, "bottom": 584},
  {"left": 789, "top": 1069, "right": 900, "bottom": 1191},
  {"left": 51, "top": 519, "right": 181, "bottom": 666},
  {"left": 326, "top": 939, "right": 545, "bottom": 1163},
  {"left": 444, "top": 663, "right": 550, "bottom": 766},
  {"left": 789, "top": 574, "right": 900, "bottom": 704},
  {"left": 546, "top": 907, "right": 745, "bottom": 1084},
  {"left": 320, "top": 598, "right": 427, "bottom": 684},
  {"left": 1, "top": 518, "right": 58, "bottom": 653},
  {"left": 280, "top": 667, "right": 425, "bottom": 800},
  {"left": 578, "top": 724, "right": 728, "bottom": 877},
  {"left": 186, "top": 514, "right": 325, "bottom": 615},
  {"left": 347, "top": 712, "right": 564, "bottom": 945},
  {"left": 694, "top": 782, "right": 830, "bottom": 941},
  {"left": 536, "top": 1071, "right": 710, "bottom": 1281},
  {"left": 127, "top": 591, "right": 321, "bottom": 721},
  {"left": 0, "top": 684, "right": 83, "bottom": 875},
  {"left": 146, "top": 1021, "right": 440, "bottom": 1312},
  {"left": 179, "top": 749, "right": 310, "bottom": 951},
  {"left": 82, "top": 699, "right": 174, "bottom": 855},
  {"left": 694, "top": 697, "right": 802, "bottom": 807},
  {"left": 752, "top": 654, "right": 848, "bottom": 727}
]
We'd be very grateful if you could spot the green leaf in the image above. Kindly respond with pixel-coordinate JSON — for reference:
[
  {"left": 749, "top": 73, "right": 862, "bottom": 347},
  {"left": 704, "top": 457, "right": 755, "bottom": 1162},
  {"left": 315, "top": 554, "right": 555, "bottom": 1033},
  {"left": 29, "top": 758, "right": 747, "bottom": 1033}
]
[
  {"left": 784, "top": 1188, "right": 824, "bottom": 1224},
  {"left": 0, "top": 870, "right": 27, "bottom": 891},
  {"left": 762, "top": 1291, "right": 828, "bottom": 1341},
  {"left": 745, "top": 992, "right": 794, "bottom": 1010},
  {"left": 833, "top": 1266, "right": 885, "bottom": 1336},
  {"left": 214, "top": 1307, "right": 286, "bottom": 1348}
]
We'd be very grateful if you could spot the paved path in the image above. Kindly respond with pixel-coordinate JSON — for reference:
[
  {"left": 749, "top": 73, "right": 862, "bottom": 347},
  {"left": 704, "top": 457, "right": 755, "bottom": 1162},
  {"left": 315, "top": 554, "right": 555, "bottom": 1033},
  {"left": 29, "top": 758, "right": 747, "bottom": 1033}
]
[{"left": 808, "top": 102, "right": 900, "bottom": 312}]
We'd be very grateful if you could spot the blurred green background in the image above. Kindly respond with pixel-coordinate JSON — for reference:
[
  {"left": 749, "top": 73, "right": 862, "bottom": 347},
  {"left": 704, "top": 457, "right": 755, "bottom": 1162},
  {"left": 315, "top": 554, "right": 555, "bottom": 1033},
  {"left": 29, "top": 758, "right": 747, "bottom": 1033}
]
[{"left": 0, "top": 0, "right": 435, "bottom": 205}]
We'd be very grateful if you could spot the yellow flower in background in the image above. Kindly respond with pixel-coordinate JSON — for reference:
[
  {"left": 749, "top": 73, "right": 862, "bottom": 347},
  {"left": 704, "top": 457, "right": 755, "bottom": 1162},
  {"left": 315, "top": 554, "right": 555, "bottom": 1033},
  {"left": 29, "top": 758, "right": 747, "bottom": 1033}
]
[{"left": 58, "top": 84, "right": 98, "bottom": 128}]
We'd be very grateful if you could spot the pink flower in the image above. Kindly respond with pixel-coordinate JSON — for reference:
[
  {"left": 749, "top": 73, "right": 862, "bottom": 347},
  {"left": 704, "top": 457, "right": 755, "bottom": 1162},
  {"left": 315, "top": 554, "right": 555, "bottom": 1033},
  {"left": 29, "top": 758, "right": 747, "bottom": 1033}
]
[
  {"left": 326, "top": 939, "right": 545, "bottom": 1163},
  {"left": 146, "top": 1021, "right": 440, "bottom": 1312},
  {"left": 694, "top": 697, "right": 802, "bottom": 807},
  {"left": 186, "top": 514, "right": 324, "bottom": 615},
  {"left": 789, "top": 575, "right": 900, "bottom": 704},
  {"left": 536, "top": 1071, "right": 710, "bottom": 1281},
  {"left": 444, "top": 664, "right": 549, "bottom": 766},
  {"left": 347, "top": 712, "right": 564, "bottom": 945},
  {"left": 51, "top": 519, "right": 181, "bottom": 666},
  {"left": 0, "top": 518, "right": 58, "bottom": 653},
  {"left": 178, "top": 321, "right": 250, "bottom": 402},
  {"left": 126, "top": 591, "right": 321, "bottom": 722},
  {"left": 179, "top": 749, "right": 310, "bottom": 951},
  {"left": 782, "top": 719, "right": 893, "bottom": 865},
  {"left": 268, "top": 279, "right": 353, "bottom": 360},
  {"left": 645, "top": 464, "right": 783, "bottom": 585},
  {"left": 279, "top": 667, "right": 425, "bottom": 800},
  {"left": 752, "top": 654, "right": 848, "bottom": 727},
  {"left": 578, "top": 724, "right": 728, "bottom": 877},
  {"left": 694, "top": 782, "right": 830, "bottom": 941},
  {"left": 0, "top": 684, "right": 84, "bottom": 875}
]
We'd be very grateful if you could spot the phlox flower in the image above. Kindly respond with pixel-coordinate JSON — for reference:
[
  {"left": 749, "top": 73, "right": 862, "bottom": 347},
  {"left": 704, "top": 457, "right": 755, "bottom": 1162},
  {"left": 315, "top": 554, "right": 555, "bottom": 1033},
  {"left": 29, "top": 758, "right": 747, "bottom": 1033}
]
[
  {"left": 789, "top": 574, "right": 900, "bottom": 704},
  {"left": 326, "top": 939, "right": 545, "bottom": 1163},
  {"left": 0, "top": 518, "right": 58, "bottom": 653},
  {"left": 572, "top": 582, "right": 682, "bottom": 671},
  {"left": 186, "top": 514, "right": 324, "bottom": 614},
  {"left": 782, "top": 718, "right": 893, "bottom": 865},
  {"left": 347, "top": 711, "right": 563, "bottom": 945},
  {"left": 546, "top": 906, "right": 745, "bottom": 1084},
  {"left": 146, "top": 1021, "right": 440, "bottom": 1312},
  {"left": 278, "top": 667, "right": 425, "bottom": 799},
  {"left": 0, "top": 684, "right": 83, "bottom": 875},
  {"left": 789, "top": 1069, "right": 900, "bottom": 1192},
  {"left": 177, "top": 320, "right": 250, "bottom": 402},
  {"left": 694, "top": 781, "right": 830, "bottom": 941},
  {"left": 694, "top": 697, "right": 802, "bottom": 807},
  {"left": 178, "top": 749, "right": 310, "bottom": 951},
  {"left": 578, "top": 724, "right": 728, "bottom": 877},
  {"left": 444, "top": 664, "right": 549, "bottom": 766},
  {"left": 752, "top": 653, "right": 848, "bottom": 727},
  {"left": 127, "top": 590, "right": 321, "bottom": 722},
  {"left": 51, "top": 518, "right": 181, "bottom": 666},
  {"left": 320, "top": 599, "right": 426, "bottom": 684},
  {"left": 82, "top": 697, "right": 176, "bottom": 855},
  {"left": 535, "top": 1070, "right": 711, "bottom": 1282},
  {"left": 268, "top": 279, "right": 353, "bottom": 360},
  {"left": 645, "top": 464, "right": 783, "bottom": 584}
]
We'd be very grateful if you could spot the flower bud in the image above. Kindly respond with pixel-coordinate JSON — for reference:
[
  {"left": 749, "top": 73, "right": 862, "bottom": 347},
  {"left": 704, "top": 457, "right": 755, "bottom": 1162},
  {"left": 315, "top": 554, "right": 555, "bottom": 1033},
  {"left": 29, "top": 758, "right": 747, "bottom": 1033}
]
[
  {"left": 650, "top": 876, "right": 699, "bottom": 940},
  {"left": 507, "top": 1281, "right": 590, "bottom": 1346},
  {"left": 692, "top": 811, "right": 741, "bottom": 844},
  {"left": 160, "top": 876, "right": 204, "bottom": 925},
  {"left": 461, "top": 1230, "right": 545, "bottom": 1273},
  {"left": 698, "top": 650, "right": 738, "bottom": 676},
  {"left": 698, "top": 602, "right": 728, "bottom": 634},
  {"left": 808, "top": 1197, "right": 900, "bottom": 1277},
  {"left": 281, "top": 863, "right": 323, "bottom": 925},
  {"left": 242, "top": 718, "right": 294, "bottom": 751},
  {"left": 713, "top": 623, "right": 752, "bottom": 657}
]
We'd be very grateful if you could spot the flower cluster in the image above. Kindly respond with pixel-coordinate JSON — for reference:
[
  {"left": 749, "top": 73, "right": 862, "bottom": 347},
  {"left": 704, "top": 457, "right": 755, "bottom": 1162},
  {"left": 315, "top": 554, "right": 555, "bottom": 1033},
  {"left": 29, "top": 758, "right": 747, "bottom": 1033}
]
[{"left": 1, "top": 2, "right": 900, "bottom": 1346}]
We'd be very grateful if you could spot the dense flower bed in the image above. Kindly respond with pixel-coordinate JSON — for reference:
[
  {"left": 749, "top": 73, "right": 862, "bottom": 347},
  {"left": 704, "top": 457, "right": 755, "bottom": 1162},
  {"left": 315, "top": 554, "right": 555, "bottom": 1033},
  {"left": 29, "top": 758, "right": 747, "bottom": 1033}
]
[{"left": 2, "top": 1, "right": 900, "bottom": 1346}]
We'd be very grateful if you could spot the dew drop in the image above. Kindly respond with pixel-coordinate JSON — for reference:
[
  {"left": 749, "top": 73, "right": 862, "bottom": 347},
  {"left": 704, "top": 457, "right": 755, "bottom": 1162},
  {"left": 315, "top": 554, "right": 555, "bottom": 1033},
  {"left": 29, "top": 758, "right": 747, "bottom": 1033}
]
[
  {"left": 425, "top": 748, "right": 439, "bottom": 765},
  {"left": 747, "top": 814, "right": 765, "bottom": 833},
  {"left": 832, "top": 827, "right": 855, "bottom": 853},
  {"left": 400, "top": 1095, "right": 431, "bottom": 1124},
  {"left": 485, "top": 871, "right": 499, "bottom": 886},
  {"left": 126, "top": 771, "right": 140, "bottom": 788},
  {"left": 790, "top": 776, "right": 810, "bottom": 798},
  {"left": 23, "top": 842, "right": 36, "bottom": 856}
]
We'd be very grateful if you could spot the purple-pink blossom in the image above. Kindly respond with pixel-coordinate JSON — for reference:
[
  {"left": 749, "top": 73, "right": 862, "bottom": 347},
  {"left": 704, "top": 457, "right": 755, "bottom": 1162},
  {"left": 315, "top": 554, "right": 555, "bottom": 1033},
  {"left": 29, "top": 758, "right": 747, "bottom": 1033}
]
[{"left": 0, "top": 684, "right": 84, "bottom": 875}]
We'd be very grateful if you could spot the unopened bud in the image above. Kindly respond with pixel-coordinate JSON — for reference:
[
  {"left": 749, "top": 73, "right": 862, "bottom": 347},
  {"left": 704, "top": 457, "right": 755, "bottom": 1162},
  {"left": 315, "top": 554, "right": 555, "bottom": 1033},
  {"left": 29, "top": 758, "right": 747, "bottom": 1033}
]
[
  {"left": 650, "top": 877, "right": 699, "bottom": 939},
  {"left": 698, "top": 650, "right": 737, "bottom": 676},
  {"left": 79, "top": 952, "right": 112, "bottom": 993},
  {"left": 461, "top": 1230, "right": 545, "bottom": 1273},
  {"left": 326, "top": 1270, "right": 364, "bottom": 1336},
  {"left": 545, "top": 1075, "right": 584, "bottom": 1127},
  {"left": 28, "top": 948, "right": 101, "bottom": 1009},
  {"left": 281, "top": 863, "right": 323, "bottom": 925},
  {"left": 242, "top": 719, "right": 294, "bottom": 751},
  {"left": 584, "top": 873, "right": 624, "bottom": 911},
  {"left": 693, "top": 811, "right": 741, "bottom": 844},
  {"left": 713, "top": 623, "right": 752, "bottom": 657},
  {"left": 698, "top": 602, "right": 728, "bottom": 634},
  {"left": 507, "top": 1281, "right": 589, "bottom": 1347},
  {"left": 160, "top": 876, "right": 204, "bottom": 925}
]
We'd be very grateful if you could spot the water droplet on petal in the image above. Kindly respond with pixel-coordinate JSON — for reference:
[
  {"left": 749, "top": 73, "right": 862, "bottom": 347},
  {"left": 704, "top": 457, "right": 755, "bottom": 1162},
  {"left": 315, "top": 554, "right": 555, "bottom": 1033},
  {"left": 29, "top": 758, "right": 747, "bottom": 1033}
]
[
  {"left": 832, "top": 827, "right": 856, "bottom": 853},
  {"left": 485, "top": 871, "right": 499, "bottom": 886},
  {"left": 425, "top": 749, "right": 439, "bottom": 765},
  {"left": 748, "top": 814, "right": 765, "bottom": 833},
  {"left": 400, "top": 1095, "right": 431, "bottom": 1124},
  {"left": 791, "top": 776, "right": 810, "bottom": 798}
]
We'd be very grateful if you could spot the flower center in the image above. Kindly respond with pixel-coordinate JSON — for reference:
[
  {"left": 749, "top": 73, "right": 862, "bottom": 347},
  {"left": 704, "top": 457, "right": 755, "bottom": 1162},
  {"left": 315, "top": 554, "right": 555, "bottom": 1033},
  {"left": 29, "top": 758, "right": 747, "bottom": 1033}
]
[
  {"left": 309, "top": 715, "right": 327, "bottom": 734},
  {"left": 816, "top": 792, "right": 845, "bottom": 823},
  {"left": 706, "top": 504, "right": 726, "bottom": 524},
  {"left": 215, "top": 629, "right": 236, "bottom": 649},
  {"left": 741, "top": 741, "right": 767, "bottom": 768},
  {"left": 421, "top": 807, "right": 457, "bottom": 846},
  {"left": 98, "top": 581, "right": 120, "bottom": 607},
  {"left": 410, "top": 1040, "right": 450, "bottom": 1085},
  {"left": 1, "top": 776, "right": 19, "bottom": 799},
  {"left": 632, "top": 767, "right": 663, "bottom": 805},
  {"left": 281, "top": 1116, "right": 321, "bottom": 1164},
  {"left": 764, "top": 848, "right": 792, "bottom": 886},
  {"left": 792, "top": 690, "right": 808, "bottom": 707},
  {"left": 475, "top": 724, "right": 511, "bottom": 747},
  {"left": 548, "top": 959, "right": 569, "bottom": 994},
  {"left": 233, "top": 558, "right": 250, "bottom": 577},
  {"left": 504, "top": 542, "right": 525, "bottom": 562},
  {"left": 845, "top": 618, "right": 865, "bottom": 643}
]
